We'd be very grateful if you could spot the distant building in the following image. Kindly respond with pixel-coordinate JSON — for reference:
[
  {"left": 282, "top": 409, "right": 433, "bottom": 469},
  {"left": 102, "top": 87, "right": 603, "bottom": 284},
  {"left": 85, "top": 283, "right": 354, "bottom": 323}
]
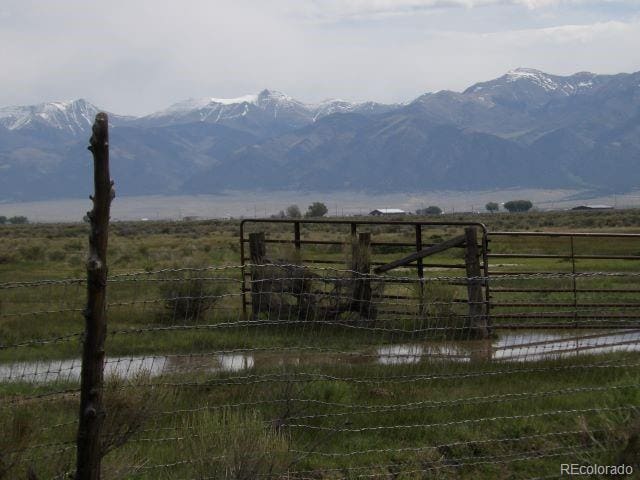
[
  {"left": 571, "top": 205, "right": 614, "bottom": 211},
  {"left": 369, "top": 208, "right": 406, "bottom": 216}
]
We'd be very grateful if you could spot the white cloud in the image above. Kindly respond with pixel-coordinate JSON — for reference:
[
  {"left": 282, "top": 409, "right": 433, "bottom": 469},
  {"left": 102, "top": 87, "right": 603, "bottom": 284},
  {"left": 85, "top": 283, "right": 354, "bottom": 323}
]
[
  {"left": 295, "top": 0, "right": 627, "bottom": 20},
  {"left": 476, "top": 18, "right": 637, "bottom": 43},
  {"left": 0, "top": 0, "right": 638, "bottom": 115}
]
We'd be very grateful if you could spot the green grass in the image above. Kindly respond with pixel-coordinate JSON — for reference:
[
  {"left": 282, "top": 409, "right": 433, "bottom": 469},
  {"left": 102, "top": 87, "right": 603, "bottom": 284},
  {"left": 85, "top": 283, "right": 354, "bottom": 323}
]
[
  {"left": 2, "top": 351, "right": 639, "bottom": 479},
  {"left": 1, "top": 210, "right": 640, "bottom": 478}
]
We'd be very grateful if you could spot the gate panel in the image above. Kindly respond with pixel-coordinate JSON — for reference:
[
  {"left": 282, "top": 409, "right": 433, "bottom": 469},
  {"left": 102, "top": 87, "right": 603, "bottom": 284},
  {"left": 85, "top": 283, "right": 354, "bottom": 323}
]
[
  {"left": 486, "top": 231, "right": 640, "bottom": 329},
  {"left": 240, "top": 219, "right": 490, "bottom": 331}
]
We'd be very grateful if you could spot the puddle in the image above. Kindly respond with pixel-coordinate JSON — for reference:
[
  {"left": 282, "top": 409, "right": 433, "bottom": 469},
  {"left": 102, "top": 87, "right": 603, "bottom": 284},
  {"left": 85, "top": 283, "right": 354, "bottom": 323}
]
[
  {"left": 378, "top": 344, "right": 472, "bottom": 364},
  {"left": 492, "top": 330, "right": 640, "bottom": 362},
  {"left": 2, "top": 330, "right": 638, "bottom": 384},
  {"left": 375, "top": 330, "right": 640, "bottom": 365},
  {"left": 0, "top": 353, "right": 254, "bottom": 384}
]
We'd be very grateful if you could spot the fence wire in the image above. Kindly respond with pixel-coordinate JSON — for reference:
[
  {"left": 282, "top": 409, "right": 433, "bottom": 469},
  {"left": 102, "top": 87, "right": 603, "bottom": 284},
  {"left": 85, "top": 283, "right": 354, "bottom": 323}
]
[{"left": 1, "top": 265, "right": 639, "bottom": 479}]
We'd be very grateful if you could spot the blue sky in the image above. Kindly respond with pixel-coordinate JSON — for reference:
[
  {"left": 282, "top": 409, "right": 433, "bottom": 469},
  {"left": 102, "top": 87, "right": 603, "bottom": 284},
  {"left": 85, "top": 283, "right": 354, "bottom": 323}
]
[{"left": 1, "top": 0, "right": 639, "bottom": 115}]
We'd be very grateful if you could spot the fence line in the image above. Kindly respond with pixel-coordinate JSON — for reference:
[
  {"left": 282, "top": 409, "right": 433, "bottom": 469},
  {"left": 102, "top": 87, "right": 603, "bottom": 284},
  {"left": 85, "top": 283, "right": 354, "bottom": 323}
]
[{"left": 2, "top": 264, "right": 639, "bottom": 478}]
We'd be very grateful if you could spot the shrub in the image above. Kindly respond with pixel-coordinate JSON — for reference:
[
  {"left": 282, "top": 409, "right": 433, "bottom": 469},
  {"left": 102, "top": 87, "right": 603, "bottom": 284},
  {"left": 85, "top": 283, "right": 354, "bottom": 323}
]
[
  {"left": 0, "top": 407, "right": 35, "bottom": 479},
  {"left": 18, "top": 245, "right": 45, "bottom": 261},
  {"left": 504, "top": 200, "right": 533, "bottom": 213},
  {"left": 158, "top": 271, "right": 225, "bottom": 323},
  {"left": 48, "top": 250, "right": 66, "bottom": 262},
  {"left": 63, "top": 240, "right": 83, "bottom": 252},
  {"left": 0, "top": 216, "right": 6, "bottom": 225},
  {"left": 485, "top": 202, "right": 499, "bottom": 213},
  {"left": 305, "top": 202, "right": 328, "bottom": 218},
  {"left": 179, "top": 409, "right": 291, "bottom": 480},
  {"left": 416, "top": 206, "right": 442, "bottom": 215},
  {"left": 101, "top": 375, "right": 162, "bottom": 458},
  {"left": 0, "top": 253, "right": 15, "bottom": 264},
  {"left": 285, "top": 204, "right": 302, "bottom": 219},
  {"left": 8, "top": 216, "right": 28, "bottom": 224}
]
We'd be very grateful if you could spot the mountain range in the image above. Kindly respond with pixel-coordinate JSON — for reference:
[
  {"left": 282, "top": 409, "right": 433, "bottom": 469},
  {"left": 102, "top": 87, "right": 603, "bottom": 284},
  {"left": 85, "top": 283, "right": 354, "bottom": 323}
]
[{"left": 1, "top": 67, "right": 639, "bottom": 201}]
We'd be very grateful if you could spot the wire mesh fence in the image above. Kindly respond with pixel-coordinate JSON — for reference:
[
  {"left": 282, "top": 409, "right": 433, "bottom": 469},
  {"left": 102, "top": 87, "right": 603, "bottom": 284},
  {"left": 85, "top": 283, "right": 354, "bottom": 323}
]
[{"left": 1, "top": 264, "right": 639, "bottom": 479}]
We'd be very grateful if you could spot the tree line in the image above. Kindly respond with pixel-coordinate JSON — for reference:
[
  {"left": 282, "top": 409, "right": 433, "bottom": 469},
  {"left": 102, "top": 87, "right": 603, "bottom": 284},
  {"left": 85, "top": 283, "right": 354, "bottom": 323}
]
[
  {"left": 0, "top": 215, "right": 28, "bottom": 224},
  {"left": 415, "top": 200, "right": 534, "bottom": 215},
  {"left": 269, "top": 199, "right": 535, "bottom": 219},
  {"left": 272, "top": 202, "right": 329, "bottom": 219}
]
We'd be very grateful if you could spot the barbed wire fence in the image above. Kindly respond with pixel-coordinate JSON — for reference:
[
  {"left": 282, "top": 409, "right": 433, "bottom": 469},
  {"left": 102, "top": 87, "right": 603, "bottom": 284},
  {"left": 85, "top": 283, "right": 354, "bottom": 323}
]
[{"left": 1, "top": 265, "right": 640, "bottom": 479}]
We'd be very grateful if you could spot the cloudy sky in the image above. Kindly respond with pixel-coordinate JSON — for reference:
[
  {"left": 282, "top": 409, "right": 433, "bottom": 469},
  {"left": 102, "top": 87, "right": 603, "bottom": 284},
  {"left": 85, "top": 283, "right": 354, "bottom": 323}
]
[{"left": 1, "top": 0, "right": 639, "bottom": 115}]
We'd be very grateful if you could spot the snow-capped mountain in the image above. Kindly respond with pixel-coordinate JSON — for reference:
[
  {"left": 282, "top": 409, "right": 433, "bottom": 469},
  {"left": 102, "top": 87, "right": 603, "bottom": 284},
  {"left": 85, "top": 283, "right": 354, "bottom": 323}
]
[
  {"left": 311, "top": 99, "right": 400, "bottom": 120},
  {"left": 143, "top": 90, "right": 305, "bottom": 123},
  {"left": 0, "top": 99, "right": 98, "bottom": 135},
  {"left": 1, "top": 67, "right": 639, "bottom": 201},
  {"left": 462, "top": 67, "right": 608, "bottom": 109},
  {"left": 139, "top": 89, "right": 398, "bottom": 137},
  {"left": 502, "top": 68, "right": 599, "bottom": 94},
  {"left": 0, "top": 99, "right": 130, "bottom": 136}
]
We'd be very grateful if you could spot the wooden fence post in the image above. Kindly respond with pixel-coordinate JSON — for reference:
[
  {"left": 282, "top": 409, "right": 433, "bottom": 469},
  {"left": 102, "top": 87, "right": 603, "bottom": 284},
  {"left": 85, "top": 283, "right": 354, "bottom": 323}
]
[
  {"left": 351, "top": 232, "right": 375, "bottom": 320},
  {"left": 464, "top": 227, "right": 488, "bottom": 339},
  {"left": 249, "top": 232, "right": 266, "bottom": 320},
  {"left": 75, "top": 113, "right": 114, "bottom": 480}
]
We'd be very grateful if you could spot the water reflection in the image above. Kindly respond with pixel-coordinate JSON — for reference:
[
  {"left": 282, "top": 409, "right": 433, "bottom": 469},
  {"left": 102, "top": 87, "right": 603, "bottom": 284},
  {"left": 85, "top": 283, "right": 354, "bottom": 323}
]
[
  {"left": 492, "top": 330, "right": 640, "bottom": 362},
  {"left": 375, "top": 330, "right": 640, "bottom": 365},
  {"left": 0, "top": 353, "right": 254, "bottom": 384},
  {"left": 2, "top": 330, "right": 638, "bottom": 384},
  {"left": 377, "top": 344, "right": 474, "bottom": 365}
]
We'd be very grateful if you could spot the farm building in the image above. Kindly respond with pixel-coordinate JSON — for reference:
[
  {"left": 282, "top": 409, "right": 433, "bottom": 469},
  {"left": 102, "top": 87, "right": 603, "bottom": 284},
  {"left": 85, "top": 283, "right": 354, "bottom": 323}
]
[
  {"left": 571, "top": 204, "right": 614, "bottom": 211},
  {"left": 369, "top": 208, "right": 407, "bottom": 216}
]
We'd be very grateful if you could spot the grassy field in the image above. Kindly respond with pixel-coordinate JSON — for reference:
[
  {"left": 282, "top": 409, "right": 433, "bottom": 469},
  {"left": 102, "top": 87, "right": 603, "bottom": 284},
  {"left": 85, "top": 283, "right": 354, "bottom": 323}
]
[{"left": 1, "top": 209, "right": 640, "bottom": 479}]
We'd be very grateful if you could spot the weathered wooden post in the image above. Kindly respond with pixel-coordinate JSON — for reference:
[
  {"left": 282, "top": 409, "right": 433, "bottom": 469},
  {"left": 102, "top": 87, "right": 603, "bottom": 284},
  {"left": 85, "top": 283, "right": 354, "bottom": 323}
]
[
  {"left": 76, "top": 113, "right": 114, "bottom": 480},
  {"left": 464, "top": 227, "right": 488, "bottom": 339},
  {"left": 351, "top": 232, "right": 375, "bottom": 320},
  {"left": 249, "top": 232, "right": 267, "bottom": 320},
  {"left": 249, "top": 232, "right": 266, "bottom": 264}
]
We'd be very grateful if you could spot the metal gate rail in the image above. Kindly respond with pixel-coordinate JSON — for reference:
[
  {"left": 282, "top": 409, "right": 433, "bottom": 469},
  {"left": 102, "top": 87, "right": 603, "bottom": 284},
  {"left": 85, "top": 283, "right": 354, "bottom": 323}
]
[
  {"left": 239, "top": 221, "right": 640, "bottom": 329},
  {"left": 240, "top": 219, "right": 489, "bottom": 319},
  {"left": 487, "top": 231, "right": 640, "bottom": 328}
]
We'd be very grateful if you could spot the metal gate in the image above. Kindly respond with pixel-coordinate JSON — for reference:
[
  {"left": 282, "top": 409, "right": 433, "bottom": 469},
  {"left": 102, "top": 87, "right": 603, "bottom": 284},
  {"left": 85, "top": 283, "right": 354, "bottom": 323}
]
[
  {"left": 240, "top": 219, "right": 490, "bottom": 329},
  {"left": 240, "top": 220, "right": 640, "bottom": 330},
  {"left": 486, "top": 231, "right": 640, "bottom": 329}
]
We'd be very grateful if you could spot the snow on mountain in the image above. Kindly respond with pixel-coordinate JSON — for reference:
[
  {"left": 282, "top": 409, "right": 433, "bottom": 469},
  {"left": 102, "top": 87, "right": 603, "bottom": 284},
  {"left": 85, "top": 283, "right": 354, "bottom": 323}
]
[
  {"left": 310, "top": 99, "right": 355, "bottom": 120},
  {"left": 142, "top": 90, "right": 399, "bottom": 130},
  {"left": 208, "top": 94, "right": 260, "bottom": 106},
  {"left": 147, "top": 89, "right": 299, "bottom": 117},
  {"left": 140, "top": 89, "right": 310, "bottom": 131},
  {"left": 158, "top": 95, "right": 259, "bottom": 115},
  {"left": 504, "top": 67, "right": 562, "bottom": 91},
  {"left": 503, "top": 67, "right": 599, "bottom": 95},
  {"left": 465, "top": 67, "right": 599, "bottom": 97},
  {"left": 310, "top": 99, "right": 399, "bottom": 120},
  {"left": 2, "top": 67, "right": 640, "bottom": 201},
  {"left": 0, "top": 99, "right": 102, "bottom": 135}
]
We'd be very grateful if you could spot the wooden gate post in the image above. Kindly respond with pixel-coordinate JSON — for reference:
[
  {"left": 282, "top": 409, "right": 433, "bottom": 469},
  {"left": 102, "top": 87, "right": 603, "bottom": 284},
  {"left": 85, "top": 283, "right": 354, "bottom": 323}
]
[
  {"left": 249, "top": 232, "right": 266, "bottom": 320},
  {"left": 76, "top": 113, "right": 114, "bottom": 480},
  {"left": 351, "top": 232, "right": 375, "bottom": 320},
  {"left": 464, "top": 227, "right": 488, "bottom": 339}
]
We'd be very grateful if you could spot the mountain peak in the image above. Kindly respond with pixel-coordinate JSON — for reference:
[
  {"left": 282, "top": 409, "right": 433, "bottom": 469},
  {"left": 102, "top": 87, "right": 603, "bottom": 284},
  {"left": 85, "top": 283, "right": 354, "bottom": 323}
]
[
  {"left": 257, "top": 89, "right": 295, "bottom": 103},
  {"left": 209, "top": 94, "right": 259, "bottom": 106},
  {"left": 508, "top": 67, "right": 545, "bottom": 74},
  {"left": 504, "top": 67, "right": 553, "bottom": 84},
  {"left": 0, "top": 98, "right": 99, "bottom": 133},
  {"left": 159, "top": 90, "right": 298, "bottom": 113}
]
